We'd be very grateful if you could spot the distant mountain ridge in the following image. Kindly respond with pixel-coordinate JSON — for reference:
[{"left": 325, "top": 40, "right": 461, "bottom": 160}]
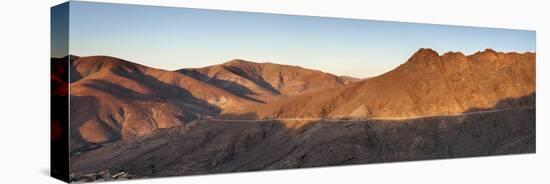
[{"left": 177, "top": 59, "right": 357, "bottom": 104}]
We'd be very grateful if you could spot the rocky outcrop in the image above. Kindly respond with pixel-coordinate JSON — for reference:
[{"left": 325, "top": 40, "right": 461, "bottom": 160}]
[{"left": 70, "top": 170, "right": 132, "bottom": 182}]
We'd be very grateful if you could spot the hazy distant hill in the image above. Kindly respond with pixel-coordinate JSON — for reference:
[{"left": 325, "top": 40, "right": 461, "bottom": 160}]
[{"left": 178, "top": 59, "right": 356, "bottom": 104}]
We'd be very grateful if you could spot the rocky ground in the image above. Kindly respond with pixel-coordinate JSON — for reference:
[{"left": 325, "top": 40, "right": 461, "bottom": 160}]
[
  {"left": 70, "top": 171, "right": 132, "bottom": 183},
  {"left": 69, "top": 107, "right": 535, "bottom": 182}
]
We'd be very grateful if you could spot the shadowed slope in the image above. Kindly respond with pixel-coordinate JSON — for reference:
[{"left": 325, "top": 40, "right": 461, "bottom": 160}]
[{"left": 178, "top": 59, "right": 358, "bottom": 104}]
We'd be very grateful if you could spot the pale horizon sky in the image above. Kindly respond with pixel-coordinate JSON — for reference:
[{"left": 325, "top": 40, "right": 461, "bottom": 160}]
[{"left": 54, "top": 1, "right": 536, "bottom": 78}]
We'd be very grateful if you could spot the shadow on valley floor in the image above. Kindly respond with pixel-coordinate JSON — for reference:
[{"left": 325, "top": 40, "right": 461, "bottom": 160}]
[
  {"left": 464, "top": 92, "right": 535, "bottom": 113},
  {"left": 69, "top": 93, "right": 536, "bottom": 182}
]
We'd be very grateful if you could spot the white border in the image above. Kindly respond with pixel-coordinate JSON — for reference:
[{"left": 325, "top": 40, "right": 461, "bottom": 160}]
[{"left": 0, "top": 0, "right": 548, "bottom": 183}]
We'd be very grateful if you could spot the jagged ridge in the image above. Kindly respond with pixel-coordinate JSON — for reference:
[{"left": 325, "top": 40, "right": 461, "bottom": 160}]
[{"left": 247, "top": 48, "right": 535, "bottom": 119}]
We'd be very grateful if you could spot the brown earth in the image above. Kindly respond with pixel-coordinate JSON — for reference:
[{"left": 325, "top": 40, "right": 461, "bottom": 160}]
[
  {"left": 69, "top": 56, "right": 249, "bottom": 149},
  {"left": 245, "top": 49, "right": 535, "bottom": 119}
]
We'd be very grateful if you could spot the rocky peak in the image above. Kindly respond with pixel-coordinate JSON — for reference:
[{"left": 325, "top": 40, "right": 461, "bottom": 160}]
[
  {"left": 397, "top": 48, "right": 443, "bottom": 72},
  {"left": 441, "top": 51, "right": 467, "bottom": 62},
  {"left": 470, "top": 48, "right": 500, "bottom": 61},
  {"left": 441, "top": 51, "right": 465, "bottom": 57},
  {"left": 406, "top": 48, "right": 441, "bottom": 64},
  {"left": 414, "top": 48, "right": 440, "bottom": 57},
  {"left": 483, "top": 48, "right": 498, "bottom": 54}
]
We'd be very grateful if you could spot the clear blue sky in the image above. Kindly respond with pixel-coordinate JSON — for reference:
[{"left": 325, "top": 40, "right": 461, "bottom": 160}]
[{"left": 62, "top": 1, "right": 536, "bottom": 78}]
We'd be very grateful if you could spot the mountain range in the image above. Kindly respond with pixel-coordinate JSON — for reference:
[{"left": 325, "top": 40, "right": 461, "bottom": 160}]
[{"left": 58, "top": 48, "right": 536, "bottom": 181}]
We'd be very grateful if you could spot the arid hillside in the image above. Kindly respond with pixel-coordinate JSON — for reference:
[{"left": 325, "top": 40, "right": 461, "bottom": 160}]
[
  {"left": 247, "top": 49, "right": 535, "bottom": 119},
  {"left": 67, "top": 56, "right": 355, "bottom": 150},
  {"left": 69, "top": 56, "right": 254, "bottom": 148}
]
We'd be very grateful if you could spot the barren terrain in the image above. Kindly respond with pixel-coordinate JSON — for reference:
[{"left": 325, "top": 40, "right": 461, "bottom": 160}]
[{"left": 56, "top": 48, "right": 536, "bottom": 182}]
